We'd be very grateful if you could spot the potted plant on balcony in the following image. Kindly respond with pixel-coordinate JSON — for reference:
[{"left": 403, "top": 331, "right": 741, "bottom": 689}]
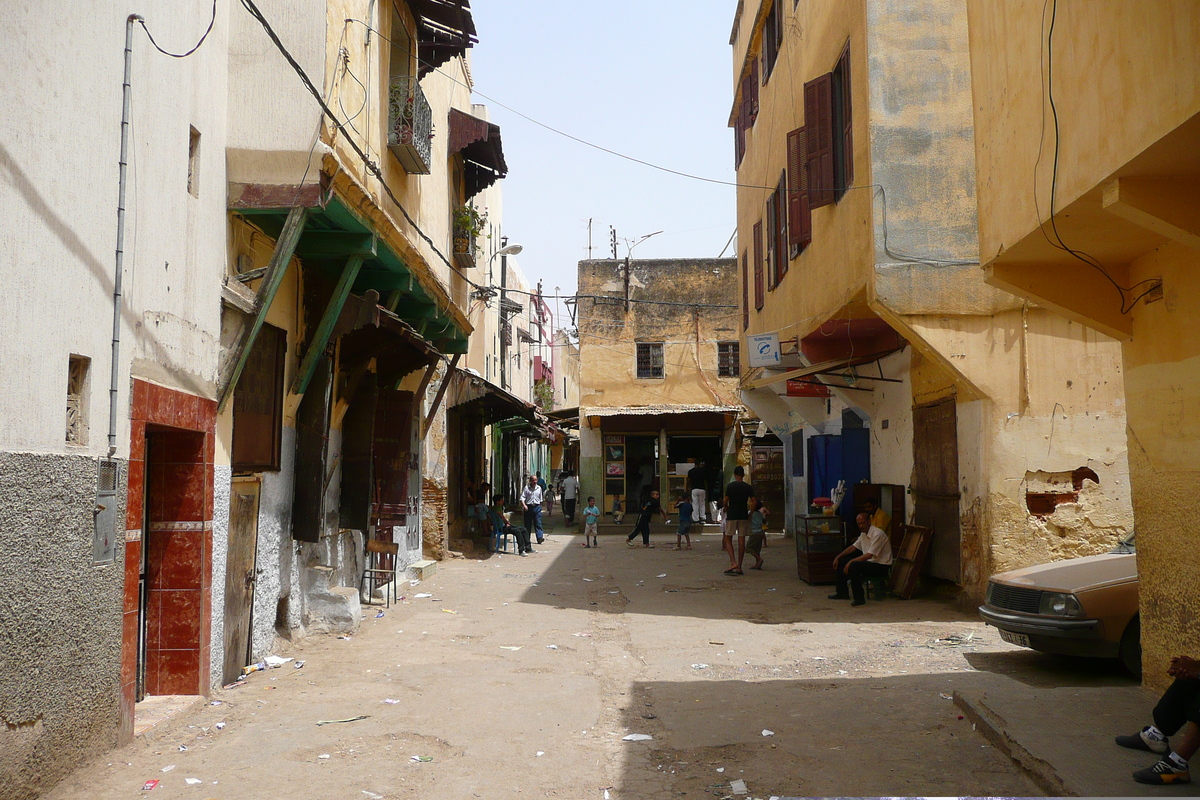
[{"left": 453, "top": 204, "right": 488, "bottom": 256}]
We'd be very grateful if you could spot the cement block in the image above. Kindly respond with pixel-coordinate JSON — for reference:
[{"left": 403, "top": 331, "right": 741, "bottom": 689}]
[
  {"left": 408, "top": 560, "right": 437, "bottom": 580},
  {"left": 303, "top": 570, "right": 362, "bottom": 636}
]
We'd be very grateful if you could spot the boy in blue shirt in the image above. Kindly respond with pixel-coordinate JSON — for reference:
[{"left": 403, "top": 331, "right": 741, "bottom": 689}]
[
  {"left": 582, "top": 496, "right": 601, "bottom": 548},
  {"left": 674, "top": 494, "right": 693, "bottom": 550}
]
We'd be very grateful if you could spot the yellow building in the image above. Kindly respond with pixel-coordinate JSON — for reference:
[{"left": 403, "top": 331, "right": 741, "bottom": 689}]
[
  {"left": 966, "top": 0, "right": 1200, "bottom": 682},
  {"left": 732, "top": 0, "right": 1134, "bottom": 603},
  {"left": 577, "top": 258, "right": 745, "bottom": 521}
]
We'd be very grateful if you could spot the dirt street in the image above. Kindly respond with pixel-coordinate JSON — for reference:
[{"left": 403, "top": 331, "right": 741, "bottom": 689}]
[{"left": 47, "top": 519, "right": 1049, "bottom": 799}]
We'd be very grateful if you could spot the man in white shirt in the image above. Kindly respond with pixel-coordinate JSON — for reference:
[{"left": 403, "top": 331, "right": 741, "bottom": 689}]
[
  {"left": 560, "top": 471, "right": 580, "bottom": 525},
  {"left": 520, "top": 474, "right": 544, "bottom": 548},
  {"left": 828, "top": 513, "right": 893, "bottom": 606}
]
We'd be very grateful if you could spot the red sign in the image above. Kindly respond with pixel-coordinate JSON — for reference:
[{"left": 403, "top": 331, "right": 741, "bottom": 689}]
[{"left": 786, "top": 379, "right": 831, "bottom": 397}]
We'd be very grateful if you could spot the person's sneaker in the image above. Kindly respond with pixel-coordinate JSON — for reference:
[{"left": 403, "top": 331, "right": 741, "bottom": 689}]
[
  {"left": 525, "top": 549, "right": 538, "bottom": 554},
  {"left": 1116, "top": 727, "right": 1170, "bottom": 754},
  {"left": 851, "top": 599, "right": 865, "bottom": 607},
  {"left": 1133, "top": 759, "right": 1190, "bottom": 785},
  {"left": 627, "top": 540, "right": 635, "bottom": 547},
  {"left": 827, "top": 593, "right": 850, "bottom": 600}
]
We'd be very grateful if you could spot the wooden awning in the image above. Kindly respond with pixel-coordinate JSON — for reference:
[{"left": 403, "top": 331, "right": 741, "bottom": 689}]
[{"left": 410, "top": 0, "right": 477, "bottom": 77}]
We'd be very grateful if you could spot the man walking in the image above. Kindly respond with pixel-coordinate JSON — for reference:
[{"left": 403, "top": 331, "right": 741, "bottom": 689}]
[
  {"left": 687, "top": 461, "right": 708, "bottom": 523},
  {"left": 520, "top": 474, "right": 544, "bottom": 548},
  {"left": 722, "top": 465, "right": 754, "bottom": 575},
  {"left": 560, "top": 470, "right": 580, "bottom": 525}
]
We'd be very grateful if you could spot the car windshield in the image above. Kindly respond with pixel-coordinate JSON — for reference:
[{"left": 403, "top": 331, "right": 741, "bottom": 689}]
[{"left": 1110, "top": 531, "right": 1136, "bottom": 554}]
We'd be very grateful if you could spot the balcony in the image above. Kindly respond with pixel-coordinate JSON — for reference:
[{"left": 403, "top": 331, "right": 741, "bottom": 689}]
[
  {"left": 387, "top": 76, "right": 432, "bottom": 175},
  {"left": 452, "top": 225, "right": 477, "bottom": 268}
]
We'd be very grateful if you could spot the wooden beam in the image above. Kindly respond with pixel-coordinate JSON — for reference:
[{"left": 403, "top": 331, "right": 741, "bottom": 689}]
[
  {"left": 421, "top": 354, "right": 461, "bottom": 440},
  {"left": 1102, "top": 177, "right": 1200, "bottom": 250},
  {"left": 218, "top": 206, "right": 309, "bottom": 412},
  {"left": 294, "top": 231, "right": 378, "bottom": 259},
  {"left": 291, "top": 256, "right": 365, "bottom": 396}
]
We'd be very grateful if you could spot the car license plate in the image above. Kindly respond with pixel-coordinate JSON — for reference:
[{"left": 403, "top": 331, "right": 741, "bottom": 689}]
[{"left": 999, "top": 629, "right": 1031, "bottom": 648}]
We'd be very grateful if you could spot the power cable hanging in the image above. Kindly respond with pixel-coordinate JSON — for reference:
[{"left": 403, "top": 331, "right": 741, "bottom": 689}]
[{"left": 137, "top": 0, "right": 217, "bottom": 58}]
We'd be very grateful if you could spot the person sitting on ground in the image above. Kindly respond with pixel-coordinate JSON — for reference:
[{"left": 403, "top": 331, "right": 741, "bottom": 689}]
[
  {"left": 626, "top": 489, "right": 668, "bottom": 548},
  {"left": 1116, "top": 654, "right": 1200, "bottom": 785},
  {"left": 673, "top": 493, "right": 693, "bottom": 550},
  {"left": 722, "top": 466, "right": 755, "bottom": 575},
  {"left": 490, "top": 495, "right": 533, "bottom": 556},
  {"left": 582, "top": 496, "right": 601, "bottom": 548},
  {"left": 745, "top": 497, "right": 768, "bottom": 570},
  {"left": 828, "top": 512, "right": 893, "bottom": 605},
  {"left": 611, "top": 494, "right": 624, "bottom": 525}
]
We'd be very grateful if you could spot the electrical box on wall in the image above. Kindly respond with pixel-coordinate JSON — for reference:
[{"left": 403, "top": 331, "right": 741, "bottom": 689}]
[{"left": 93, "top": 459, "right": 121, "bottom": 565}]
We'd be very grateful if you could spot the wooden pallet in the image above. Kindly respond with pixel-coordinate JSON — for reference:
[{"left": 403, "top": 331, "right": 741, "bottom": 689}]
[{"left": 888, "top": 523, "right": 934, "bottom": 599}]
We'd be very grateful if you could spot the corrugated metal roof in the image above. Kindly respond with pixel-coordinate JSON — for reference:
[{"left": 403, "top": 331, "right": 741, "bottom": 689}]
[{"left": 583, "top": 405, "right": 742, "bottom": 417}]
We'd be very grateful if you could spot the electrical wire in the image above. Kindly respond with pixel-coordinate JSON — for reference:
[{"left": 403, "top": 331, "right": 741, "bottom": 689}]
[
  {"left": 1037, "top": 0, "right": 1159, "bottom": 314},
  {"left": 137, "top": 0, "right": 217, "bottom": 58}
]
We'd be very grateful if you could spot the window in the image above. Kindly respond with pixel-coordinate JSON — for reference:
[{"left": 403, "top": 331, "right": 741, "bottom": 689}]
[
  {"left": 753, "top": 221, "right": 764, "bottom": 310},
  {"left": 718, "top": 342, "right": 740, "bottom": 377},
  {"left": 636, "top": 342, "right": 664, "bottom": 379},
  {"left": 762, "top": 0, "right": 784, "bottom": 80},
  {"left": 733, "top": 60, "right": 759, "bottom": 167},
  {"left": 787, "top": 127, "right": 812, "bottom": 257},
  {"left": 741, "top": 249, "right": 750, "bottom": 330},
  {"left": 187, "top": 127, "right": 201, "bottom": 197},
  {"left": 66, "top": 355, "right": 89, "bottom": 444},
  {"left": 766, "top": 172, "right": 787, "bottom": 287},
  {"left": 804, "top": 42, "right": 853, "bottom": 208},
  {"left": 232, "top": 324, "right": 286, "bottom": 471}
]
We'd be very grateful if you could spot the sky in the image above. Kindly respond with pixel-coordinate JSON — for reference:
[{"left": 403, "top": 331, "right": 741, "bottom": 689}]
[{"left": 468, "top": 1, "right": 738, "bottom": 314}]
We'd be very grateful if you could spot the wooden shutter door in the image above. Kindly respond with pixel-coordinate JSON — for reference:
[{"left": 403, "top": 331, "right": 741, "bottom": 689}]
[
  {"left": 804, "top": 74, "right": 835, "bottom": 208},
  {"left": 765, "top": 194, "right": 777, "bottom": 290},
  {"left": 373, "top": 389, "right": 416, "bottom": 526},
  {"left": 741, "top": 250, "right": 750, "bottom": 330},
  {"left": 774, "top": 178, "right": 788, "bottom": 281},
  {"left": 839, "top": 43, "right": 853, "bottom": 187},
  {"left": 753, "top": 221, "right": 764, "bottom": 310},
  {"left": 292, "top": 354, "right": 332, "bottom": 542},
  {"left": 232, "top": 323, "right": 286, "bottom": 471},
  {"left": 787, "top": 127, "right": 812, "bottom": 256}
]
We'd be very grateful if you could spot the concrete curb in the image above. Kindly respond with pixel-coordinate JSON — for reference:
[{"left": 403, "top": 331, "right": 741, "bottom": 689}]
[{"left": 952, "top": 689, "right": 1074, "bottom": 797}]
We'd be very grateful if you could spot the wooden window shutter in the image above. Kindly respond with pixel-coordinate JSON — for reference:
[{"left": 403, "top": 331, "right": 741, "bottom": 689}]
[
  {"left": 787, "top": 127, "right": 812, "bottom": 257},
  {"left": 765, "top": 193, "right": 777, "bottom": 290},
  {"left": 753, "top": 221, "right": 764, "bottom": 310},
  {"left": 741, "top": 250, "right": 750, "bottom": 330},
  {"left": 291, "top": 354, "right": 333, "bottom": 542},
  {"left": 839, "top": 43, "right": 853, "bottom": 189},
  {"left": 804, "top": 73, "right": 835, "bottom": 208},
  {"left": 774, "top": 175, "right": 788, "bottom": 282},
  {"left": 232, "top": 323, "right": 286, "bottom": 471},
  {"left": 748, "top": 60, "right": 759, "bottom": 122}
]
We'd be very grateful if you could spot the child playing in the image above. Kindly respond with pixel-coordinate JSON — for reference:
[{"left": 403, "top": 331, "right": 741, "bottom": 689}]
[
  {"left": 582, "top": 496, "right": 601, "bottom": 548},
  {"left": 746, "top": 497, "right": 768, "bottom": 570},
  {"left": 673, "top": 494, "right": 693, "bottom": 550},
  {"left": 611, "top": 495, "right": 623, "bottom": 525}
]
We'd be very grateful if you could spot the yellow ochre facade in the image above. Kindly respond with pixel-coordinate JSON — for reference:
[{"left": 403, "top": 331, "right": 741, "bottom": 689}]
[
  {"left": 967, "top": 0, "right": 1200, "bottom": 685},
  {"left": 732, "top": 0, "right": 1134, "bottom": 606}
]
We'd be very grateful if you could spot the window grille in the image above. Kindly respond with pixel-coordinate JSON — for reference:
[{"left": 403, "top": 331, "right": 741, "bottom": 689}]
[
  {"left": 636, "top": 342, "right": 664, "bottom": 379},
  {"left": 718, "top": 342, "right": 741, "bottom": 377}
]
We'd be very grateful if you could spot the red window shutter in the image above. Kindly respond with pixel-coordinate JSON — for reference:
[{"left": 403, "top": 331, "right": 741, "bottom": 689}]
[
  {"left": 734, "top": 107, "right": 745, "bottom": 167},
  {"left": 839, "top": 43, "right": 853, "bottom": 187},
  {"left": 753, "top": 221, "right": 764, "bottom": 310},
  {"left": 749, "top": 60, "right": 759, "bottom": 122},
  {"left": 805, "top": 73, "right": 835, "bottom": 208},
  {"left": 741, "top": 250, "right": 749, "bottom": 330},
  {"left": 765, "top": 193, "right": 777, "bottom": 290},
  {"left": 787, "top": 127, "right": 812, "bottom": 257}
]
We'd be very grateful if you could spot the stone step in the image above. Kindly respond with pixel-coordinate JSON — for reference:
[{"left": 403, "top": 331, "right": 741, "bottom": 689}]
[{"left": 407, "top": 559, "right": 437, "bottom": 580}]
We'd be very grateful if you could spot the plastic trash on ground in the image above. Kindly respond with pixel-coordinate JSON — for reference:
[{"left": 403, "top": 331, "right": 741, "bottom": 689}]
[
  {"left": 730, "top": 777, "right": 749, "bottom": 794},
  {"left": 185, "top": 777, "right": 202, "bottom": 785},
  {"left": 622, "top": 733, "right": 653, "bottom": 741},
  {"left": 761, "top": 729, "right": 775, "bottom": 736},
  {"left": 141, "top": 780, "right": 159, "bottom": 790}
]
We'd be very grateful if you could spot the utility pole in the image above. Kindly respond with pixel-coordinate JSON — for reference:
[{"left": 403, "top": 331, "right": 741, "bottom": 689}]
[
  {"left": 499, "top": 236, "right": 509, "bottom": 391},
  {"left": 587, "top": 218, "right": 593, "bottom": 259}
]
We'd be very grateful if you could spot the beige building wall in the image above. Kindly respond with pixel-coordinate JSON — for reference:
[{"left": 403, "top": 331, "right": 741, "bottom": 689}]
[{"left": 967, "top": 0, "right": 1200, "bottom": 683}]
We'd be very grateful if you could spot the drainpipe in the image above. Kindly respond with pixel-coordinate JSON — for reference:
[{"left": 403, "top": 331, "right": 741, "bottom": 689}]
[{"left": 109, "top": 15, "right": 140, "bottom": 457}]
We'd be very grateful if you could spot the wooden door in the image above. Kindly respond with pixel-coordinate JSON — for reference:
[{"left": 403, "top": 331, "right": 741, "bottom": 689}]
[
  {"left": 222, "top": 479, "right": 261, "bottom": 685},
  {"left": 372, "top": 389, "right": 415, "bottom": 531},
  {"left": 912, "top": 398, "right": 961, "bottom": 582}
]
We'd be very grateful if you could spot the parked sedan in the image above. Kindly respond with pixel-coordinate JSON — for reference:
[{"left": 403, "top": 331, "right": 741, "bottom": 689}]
[{"left": 978, "top": 536, "right": 1140, "bottom": 676}]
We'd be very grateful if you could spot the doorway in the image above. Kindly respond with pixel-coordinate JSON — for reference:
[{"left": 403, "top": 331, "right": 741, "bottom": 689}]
[
  {"left": 912, "top": 397, "right": 961, "bottom": 582},
  {"left": 624, "top": 435, "right": 658, "bottom": 506}
]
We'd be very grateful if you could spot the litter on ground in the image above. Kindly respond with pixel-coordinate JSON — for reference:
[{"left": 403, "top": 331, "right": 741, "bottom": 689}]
[
  {"left": 622, "top": 734, "right": 654, "bottom": 741},
  {"left": 315, "top": 715, "right": 370, "bottom": 726}
]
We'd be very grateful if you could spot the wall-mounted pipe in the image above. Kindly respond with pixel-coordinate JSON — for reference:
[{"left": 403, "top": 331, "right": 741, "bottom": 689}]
[{"left": 108, "top": 15, "right": 141, "bottom": 457}]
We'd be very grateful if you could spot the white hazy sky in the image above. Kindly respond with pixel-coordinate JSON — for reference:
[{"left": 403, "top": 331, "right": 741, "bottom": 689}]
[{"left": 468, "top": 1, "right": 738, "bottom": 308}]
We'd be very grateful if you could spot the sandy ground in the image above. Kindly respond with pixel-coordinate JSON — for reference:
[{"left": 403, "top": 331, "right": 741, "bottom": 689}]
[{"left": 45, "top": 517, "right": 1066, "bottom": 800}]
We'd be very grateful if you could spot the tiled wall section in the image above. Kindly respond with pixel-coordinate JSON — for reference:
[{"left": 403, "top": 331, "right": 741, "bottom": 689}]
[{"left": 121, "top": 380, "right": 216, "bottom": 739}]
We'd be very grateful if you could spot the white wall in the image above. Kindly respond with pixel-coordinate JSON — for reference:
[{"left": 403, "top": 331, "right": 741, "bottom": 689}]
[{"left": 0, "top": 2, "right": 229, "bottom": 457}]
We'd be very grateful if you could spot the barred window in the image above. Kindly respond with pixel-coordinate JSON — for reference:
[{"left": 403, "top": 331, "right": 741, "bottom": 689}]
[
  {"left": 717, "top": 342, "right": 740, "bottom": 377},
  {"left": 636, "top": 342, "right": 664, "bottom": 379}
]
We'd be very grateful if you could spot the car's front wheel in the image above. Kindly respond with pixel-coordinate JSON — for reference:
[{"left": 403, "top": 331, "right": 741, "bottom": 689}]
[{"left": 1119, "top": 614, "right": 1142, "bottom": 678}]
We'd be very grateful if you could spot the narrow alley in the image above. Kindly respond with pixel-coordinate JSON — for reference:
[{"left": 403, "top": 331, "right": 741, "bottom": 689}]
[{"left": 46, "top": 518, "right": 1151, "bottom": 800}]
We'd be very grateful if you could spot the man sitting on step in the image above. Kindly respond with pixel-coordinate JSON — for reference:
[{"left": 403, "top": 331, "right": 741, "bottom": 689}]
[
  {"left": 1116, "top": 654, "right": 1199, "bottom": 785},
  {"left": 828, "top": 512, "right": 892, "bottom": 606}
]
